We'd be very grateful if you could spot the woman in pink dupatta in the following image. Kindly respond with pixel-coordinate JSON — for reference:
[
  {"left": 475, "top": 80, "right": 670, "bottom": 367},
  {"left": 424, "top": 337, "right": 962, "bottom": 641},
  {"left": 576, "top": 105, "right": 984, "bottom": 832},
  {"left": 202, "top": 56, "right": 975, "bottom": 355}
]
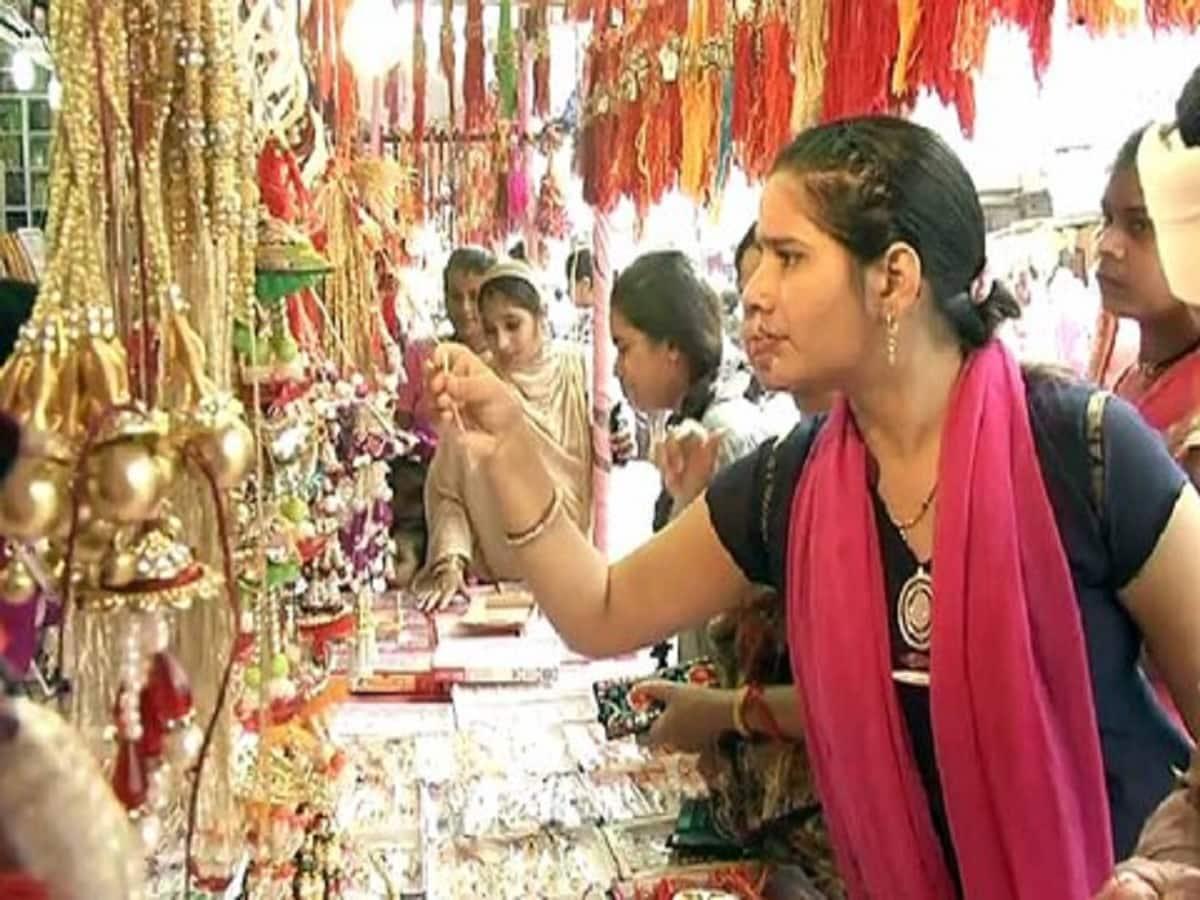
[{"left": 426, "top": 118, "right": 1200, "bottom": 900}]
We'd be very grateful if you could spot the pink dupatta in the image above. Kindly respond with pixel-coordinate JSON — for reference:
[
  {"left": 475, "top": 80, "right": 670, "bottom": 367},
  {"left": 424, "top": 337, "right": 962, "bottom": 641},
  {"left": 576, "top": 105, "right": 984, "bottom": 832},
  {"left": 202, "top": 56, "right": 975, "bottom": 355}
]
[{"left": 786, "top": 341, "right": 1113, "bottom": 899}]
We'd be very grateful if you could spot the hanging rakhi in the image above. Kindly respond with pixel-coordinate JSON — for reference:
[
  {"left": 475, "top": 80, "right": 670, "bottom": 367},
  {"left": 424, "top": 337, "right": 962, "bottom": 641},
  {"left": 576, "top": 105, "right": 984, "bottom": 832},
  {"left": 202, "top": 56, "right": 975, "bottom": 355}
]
[
  {"left": 1146, "top": 0, "right": 1199, "bottom": 30},
  {"left": 953, "top": 0, "right": 991, "bottom": 77},
  {"left": 730, "top": 0, "right": 757, "bottom": 151},
  {"left": 440, "top": 0, "right": 457, "bottom": 127},
  {"left": 679, "top": 0, "right": 726, "bottom": 204},
  {"left": 822, "top": 0, "right": 899, "bottom": 121},
  {"left": 893, "top": 0, "right": 975, "bottom": 135},
  {"left": 741, "top": 0, "right": 794, "bottom": 180},
  {"left": 1068, "top": 0, "right": 1131, "bottom": 34},
  {"left": 615, "top": 4, "right": 649, "bottom": 215},
  {"left": 463, "top": 0, "right": 486, "bottom": 133},
  {"left": 497, "top": 0, "right": 518, "bottom": 120},
  {"left": 530, "top": 0, "right": 551, "bottom": 118},
  {"left": 507, "top": 29, "right": 533, "bottom": 232},
  {"left": 413, "top": 0, "right": 427, "bottom": 142},
  {"left": 640, "top": 0, "right": 682, "bottom": 212},
  {"left": 579, "top": 25, "right": 622, "bottom": 212},
  {"left": 993, "top": 0, "right": 1054, "bottom": 82},
  {"left": 790, "top": 0, "right": 829, "bottom": 133}
]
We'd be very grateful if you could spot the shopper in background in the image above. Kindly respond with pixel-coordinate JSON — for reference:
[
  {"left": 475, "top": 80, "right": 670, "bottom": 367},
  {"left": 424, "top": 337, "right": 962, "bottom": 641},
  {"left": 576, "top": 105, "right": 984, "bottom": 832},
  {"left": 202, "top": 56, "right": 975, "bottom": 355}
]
[
  {"left": 428, "top": 116, "right": 1200, "bottom": 898},
  {"left": 395, "top": 246, "right": 495, "bottom": 436},
  {"left": 415, "top": 260, "right": 592, "bottom": 611},
  {"left": 1097, "top": 126, "right": 1200, "bottom": 487},
  {"left": 1098, "top": 65, "right": 1200, "bottom": 900},
  {"left": 565, "top": 245, "right": 597, "bottom": 347}
]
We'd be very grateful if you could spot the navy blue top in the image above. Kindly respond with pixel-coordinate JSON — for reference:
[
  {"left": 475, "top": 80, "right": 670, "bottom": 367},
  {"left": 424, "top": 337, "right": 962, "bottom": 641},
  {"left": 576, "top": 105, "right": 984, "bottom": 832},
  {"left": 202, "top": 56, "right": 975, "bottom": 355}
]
[{"left": 707, "top": 374, "right": 1191, "bottom": 884}]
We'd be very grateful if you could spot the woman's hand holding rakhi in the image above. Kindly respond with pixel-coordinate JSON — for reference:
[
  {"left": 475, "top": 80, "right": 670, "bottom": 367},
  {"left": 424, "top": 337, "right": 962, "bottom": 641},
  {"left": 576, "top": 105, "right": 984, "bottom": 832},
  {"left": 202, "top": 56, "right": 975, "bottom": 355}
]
[{"left": 427, "top": 343, "right": 524, "bottom": 461}]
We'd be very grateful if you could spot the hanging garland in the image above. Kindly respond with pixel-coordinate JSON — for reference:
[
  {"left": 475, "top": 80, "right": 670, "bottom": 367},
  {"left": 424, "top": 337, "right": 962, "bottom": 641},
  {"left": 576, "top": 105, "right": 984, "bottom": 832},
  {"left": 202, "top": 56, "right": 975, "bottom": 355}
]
[
  {"left": 440, "top": 0, "right": 456, "bottom": 126},
  {"left": 530, "top": 0, "right": 552, "bottom": 118},
  {"left": 464, "top": 0, "right": 487, "bottom": 133},
  {"left": 577, "top": 16, "right": 622, "bottom": 211},
  {"left": 790, "top": 0, "right": 829, "bottom": 133},
  {"left": 894, "top": 0, "right": 977, "bottom": 135},
  {"left": 614, "top": 3, "right": 649, "bottom": 217},
  {"left": 743, "top": 0, "right": 795, "bottom": 180},
  {"left": 994, "top": 0, "right": 1055, "bottom": 81},
  {"left": 1069, "top": 0, "right": 1140, "bottom": 34},
  {"left": 639, "top": 0, "right": 687, "bottom": 213},
  {"left": 822, "top": 0, "right": 898, "bottom": 121},
  {"left": 1146, "top": 0, "right": 1200, "bottom": 30},
  {"left": 497, "top": 0, "right": 518, "bottom": 119},
  {"left": 412, "top": 0, "right": 427, "bottom": 143},
  {"left": 678, "top": 0, "right": 726, "bottom": 204},
  {"left": 730, "top": 0, "right": 757, "bottom": 152}
]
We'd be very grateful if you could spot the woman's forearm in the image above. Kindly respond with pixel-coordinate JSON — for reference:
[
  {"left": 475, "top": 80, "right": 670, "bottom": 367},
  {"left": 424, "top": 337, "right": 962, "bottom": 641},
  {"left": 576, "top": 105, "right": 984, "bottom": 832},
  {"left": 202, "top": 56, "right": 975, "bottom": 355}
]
[
  {"left": 748, "top": 685, "right": 804, "bottom": 740},
  {"left": 483, "top": 423, "right": 617, "bottom": 653}
]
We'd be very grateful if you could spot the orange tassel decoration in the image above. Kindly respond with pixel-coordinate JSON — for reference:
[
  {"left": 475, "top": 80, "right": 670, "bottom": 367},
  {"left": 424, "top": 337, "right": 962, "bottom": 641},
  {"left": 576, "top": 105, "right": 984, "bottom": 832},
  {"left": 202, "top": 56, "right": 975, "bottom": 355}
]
[{"left": 679, "top": 0, "right": 726, "bottom": 203}]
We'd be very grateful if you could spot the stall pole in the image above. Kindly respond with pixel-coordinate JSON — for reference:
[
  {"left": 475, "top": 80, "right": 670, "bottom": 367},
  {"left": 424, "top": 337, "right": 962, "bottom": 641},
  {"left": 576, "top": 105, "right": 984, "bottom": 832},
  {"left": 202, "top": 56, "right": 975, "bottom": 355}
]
[{"left": 590, "top": 211, "right": 614, "bottom": 554}]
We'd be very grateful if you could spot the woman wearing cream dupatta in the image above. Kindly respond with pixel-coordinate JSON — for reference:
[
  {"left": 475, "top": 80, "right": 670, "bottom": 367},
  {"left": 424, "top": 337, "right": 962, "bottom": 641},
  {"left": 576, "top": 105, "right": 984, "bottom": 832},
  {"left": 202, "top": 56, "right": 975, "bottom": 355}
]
[{"left": 414, "top": 260, "right": 593, "bottom": 610}]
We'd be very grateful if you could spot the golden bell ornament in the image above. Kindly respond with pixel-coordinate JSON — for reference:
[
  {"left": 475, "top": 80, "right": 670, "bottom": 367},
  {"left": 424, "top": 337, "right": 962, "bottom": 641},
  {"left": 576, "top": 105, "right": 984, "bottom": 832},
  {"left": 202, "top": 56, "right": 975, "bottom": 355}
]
[
  {"left": 87, "top": 440, "right": 166, "bottom": 524},
  {"left": 100, "top": 549, "right": 139, "bottom": 589},
  {"left": 0, "top": 457, "right": 67, "bottom": 541},
  {"left": 1, "top": 560, "right": 38, "bottom": 605},
  {"left": 189, "top": 418, "right": 253, "bottom": 489}
]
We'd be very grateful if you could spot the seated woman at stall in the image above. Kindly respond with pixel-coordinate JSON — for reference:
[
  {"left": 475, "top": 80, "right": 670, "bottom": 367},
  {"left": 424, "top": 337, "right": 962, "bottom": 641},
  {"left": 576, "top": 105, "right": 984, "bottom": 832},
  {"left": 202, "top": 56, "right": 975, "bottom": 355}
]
[
  {"left": 428, "top": 116, "right": 1200, "bottom": 897},
  {"left": 413, "top": 260, "right": 592, "bottom": 611},
  {"left": 1098, "top": 125, "right": 1200, "bottom": 487},
  {"left": 610, "top": 251, "right": 771, "bottom": 662}
]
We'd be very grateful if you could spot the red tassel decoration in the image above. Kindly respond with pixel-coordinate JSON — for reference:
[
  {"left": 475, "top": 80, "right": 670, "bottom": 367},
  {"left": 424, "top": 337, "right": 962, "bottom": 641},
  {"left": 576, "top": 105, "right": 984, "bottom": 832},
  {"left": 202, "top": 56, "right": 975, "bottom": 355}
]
[
  {"left": 464, "top": 0, "right": 487, "bottom": 133},
  {"left": 578, "top": 24, "right": 622, "bottom": 212},
  {"left": 822, "top": 0, "right": 899, "bottom": 122},
  {"left": 745, "top": 7, "right": 795, "bottom": 180},
  {"left": 994, "top": 0, "right": 1055, "bottom": 82},
  {"left": 730, "top": 0, "right": 758, "bottom": 149}
]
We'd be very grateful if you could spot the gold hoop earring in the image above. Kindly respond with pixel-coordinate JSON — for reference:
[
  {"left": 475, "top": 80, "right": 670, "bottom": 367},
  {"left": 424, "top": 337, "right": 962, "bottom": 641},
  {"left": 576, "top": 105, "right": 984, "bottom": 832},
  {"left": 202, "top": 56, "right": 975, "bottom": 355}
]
[{"left": 885, "top": 312, "right": 899, "bottom": 367}]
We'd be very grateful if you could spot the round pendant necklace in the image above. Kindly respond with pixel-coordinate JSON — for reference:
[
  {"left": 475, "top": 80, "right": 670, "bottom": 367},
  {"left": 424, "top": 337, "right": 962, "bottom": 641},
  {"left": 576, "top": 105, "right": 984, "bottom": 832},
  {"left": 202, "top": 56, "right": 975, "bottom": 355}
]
[{"left": 884, "top": 483, "right": 937, "bottom": 654}]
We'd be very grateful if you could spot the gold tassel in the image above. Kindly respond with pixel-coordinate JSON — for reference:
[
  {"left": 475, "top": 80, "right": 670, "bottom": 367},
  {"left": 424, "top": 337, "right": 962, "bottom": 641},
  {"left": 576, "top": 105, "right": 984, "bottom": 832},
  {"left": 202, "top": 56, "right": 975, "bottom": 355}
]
[{"left": 790, "top": 0, "right": 830, "bottom": 132}]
